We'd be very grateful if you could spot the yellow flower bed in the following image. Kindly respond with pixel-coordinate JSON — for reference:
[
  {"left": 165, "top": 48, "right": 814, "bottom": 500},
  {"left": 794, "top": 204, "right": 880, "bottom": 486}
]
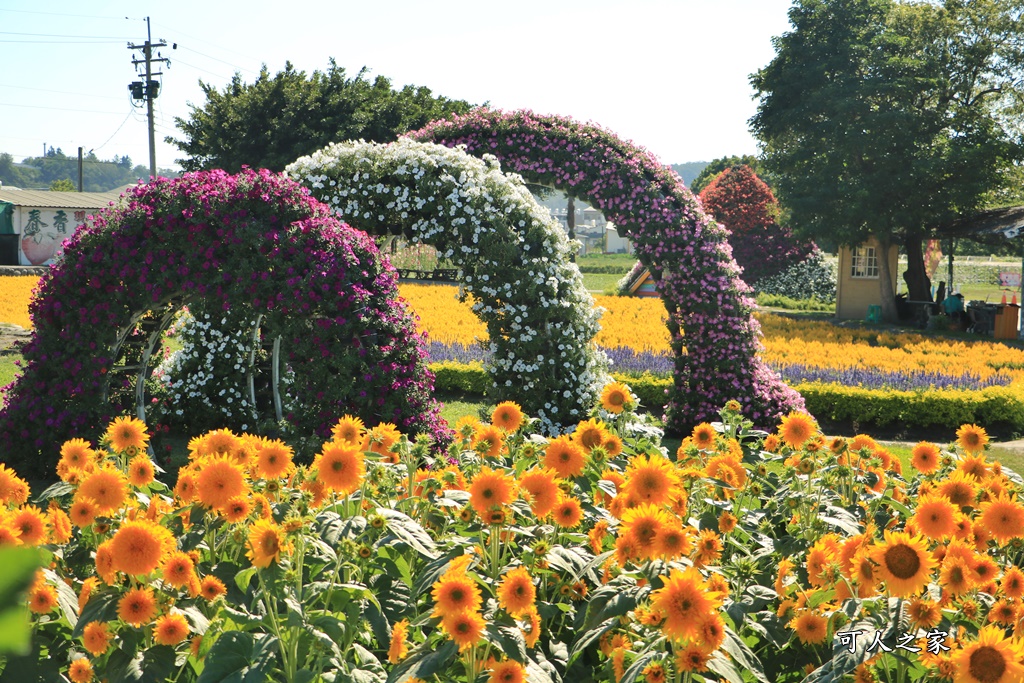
[{"left": 0, "top": 276, "right": 36, "bottom": 329}]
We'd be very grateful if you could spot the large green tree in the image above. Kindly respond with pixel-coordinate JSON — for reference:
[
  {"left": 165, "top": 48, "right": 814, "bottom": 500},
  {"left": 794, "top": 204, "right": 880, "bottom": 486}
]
[
  {"left": 168, "top": 61, "right": 474, "bottom": 172},
  {"left": 750, "top": 0, "right": 1024, "bottom": 321}
]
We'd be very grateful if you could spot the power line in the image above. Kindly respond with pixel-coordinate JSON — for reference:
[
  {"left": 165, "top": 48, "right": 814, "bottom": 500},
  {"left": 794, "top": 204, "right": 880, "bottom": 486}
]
[
  {"left": 94, "top": 110, "right": 137, "bottom": 152},
  {"left": 0, "top": 8, "right": 125, "bottom": 19},
  {"left": 0, "top": 30, "right": 131, "bottom": 39},
  {"left": 0, "top": 83, "right": 124, "bottom": 101},
  {"left": 0, "top": 39, "right": 124, "bottom": 44},
  {"left": 178, "top": 46, "right": 260, "bottom": 77},
  {"left": 0, "top": 102, "right": 130, "bottom": 115},
  {"left": 170, "top": 56, "right": 233, "bottom": 81}
]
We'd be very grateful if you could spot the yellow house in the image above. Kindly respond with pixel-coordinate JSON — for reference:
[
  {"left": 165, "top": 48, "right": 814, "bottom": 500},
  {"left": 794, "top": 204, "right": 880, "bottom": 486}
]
[{"left": 835, "top": 235, "right": 899, "bottom": 320}]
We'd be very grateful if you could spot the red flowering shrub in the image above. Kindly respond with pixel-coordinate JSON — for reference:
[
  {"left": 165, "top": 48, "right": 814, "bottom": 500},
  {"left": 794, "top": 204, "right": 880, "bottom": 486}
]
[
  {"left": 411, "top": 110, "right": 805, "bottom": 431},
  {"left": 698, "top": 165, "right": 813, "bottom": 285},
  {"left": 0, "top": 169, "right": 448, "bottom": 477}
]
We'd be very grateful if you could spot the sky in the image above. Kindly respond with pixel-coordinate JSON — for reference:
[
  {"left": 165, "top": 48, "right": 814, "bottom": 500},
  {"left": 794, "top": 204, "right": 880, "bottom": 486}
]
[{"left": 0, "top": 0, "right": 795, "bottom": 175}]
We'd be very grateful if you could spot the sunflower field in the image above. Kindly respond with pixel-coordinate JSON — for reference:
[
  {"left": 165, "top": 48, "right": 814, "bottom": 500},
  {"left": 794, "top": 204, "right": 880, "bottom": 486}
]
[{"left": 3, "top": 381, "right": 1024, "bottom": 683}]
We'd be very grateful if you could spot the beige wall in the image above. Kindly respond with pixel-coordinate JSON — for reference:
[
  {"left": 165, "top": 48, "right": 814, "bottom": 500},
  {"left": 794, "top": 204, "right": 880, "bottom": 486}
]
[{"left": 835, "top": 235, "right": 899, "bottom": 320}]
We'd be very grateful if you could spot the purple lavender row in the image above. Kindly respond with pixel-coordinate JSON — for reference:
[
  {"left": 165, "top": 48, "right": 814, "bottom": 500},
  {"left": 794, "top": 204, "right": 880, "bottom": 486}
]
[{"left": 423, "top": 341, "right": 1011, "bottom": 391}]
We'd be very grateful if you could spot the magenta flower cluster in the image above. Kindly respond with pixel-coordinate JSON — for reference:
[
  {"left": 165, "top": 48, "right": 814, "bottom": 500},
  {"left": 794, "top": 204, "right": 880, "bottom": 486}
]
[
  {"left": 411, "top": 109, "right": 805, "bottom": 430},
  {"left": 0, "top": 168, "right": 449, "bottom": 478}
]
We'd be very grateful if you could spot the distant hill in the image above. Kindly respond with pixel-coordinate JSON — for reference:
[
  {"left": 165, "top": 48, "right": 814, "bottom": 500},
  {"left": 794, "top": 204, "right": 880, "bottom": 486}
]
[
  {"left": 0, "top": 149, "right": 179, "bottom": 193},
  {"left": 670, "top": 162, "right": 709, "bottom": 188}
]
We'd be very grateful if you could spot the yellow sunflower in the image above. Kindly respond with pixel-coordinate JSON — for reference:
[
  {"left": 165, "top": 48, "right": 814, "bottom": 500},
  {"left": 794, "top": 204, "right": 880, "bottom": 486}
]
[
  {"left": 105, "top": 416, "right": 149, "bottom": 453},
  {"left": 78, "top": 466, "right": 128, "bottom": 515},
  {"left": 868, "top": 531, "right": 935, "bottom": 597},
  {"left": 789, "top": 610, "right": 829, "bottom": 644},
  {"left": 440, "top": 610, "right": 486, "bottom": 652},
  {"left": 543, "top": 436, "right": 587, "bottom": 479},
  {"left": 472, "top": 424, "right": 505, "bottom": 458},
  {"left": 254, "top": 439, "right": 293, "bottom": 479},
  {"left": 913, "top": 495, "right": 961, "bottom": 540},
  {"left": 127, "top": 455, "right": 155, "bottom": 488},
  {"left": 82, "top": 621, "right": 111, "bottom": 656},
  {"left": 572, "top": 418, "right": 609, "bottom": 453}
]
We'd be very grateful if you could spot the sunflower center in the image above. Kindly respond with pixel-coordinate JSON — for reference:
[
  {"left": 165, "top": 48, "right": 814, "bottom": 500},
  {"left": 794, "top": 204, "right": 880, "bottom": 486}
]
[
  {"left": 331, "top": 460, "right": 345, "bottom": 472},
  {"left": 884, "top": 544, "right": 921, "bottom": 580},
  {"left": 581, "top": 431, "right": 602, "bottom": 449},
  {"left": 608, "top": 392, "right": 624, "bottom": 407},
  {"left": 969, "top": 646, "right": 1007, "bottom": 683}
]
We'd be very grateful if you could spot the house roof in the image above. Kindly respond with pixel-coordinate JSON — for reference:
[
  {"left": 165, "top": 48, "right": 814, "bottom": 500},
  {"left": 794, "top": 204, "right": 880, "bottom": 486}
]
[
  {"left": 0, "top": 188, "right": 125, "bottom": 210},
  {"left": 934, "top": 205, "right": 1024, "bottom": 245}
]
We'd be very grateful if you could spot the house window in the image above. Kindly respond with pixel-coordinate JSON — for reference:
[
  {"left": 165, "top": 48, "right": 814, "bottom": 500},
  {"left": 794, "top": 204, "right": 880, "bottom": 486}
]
[{"left": 851, "top": 246, "right": 879, "bottom": 278}]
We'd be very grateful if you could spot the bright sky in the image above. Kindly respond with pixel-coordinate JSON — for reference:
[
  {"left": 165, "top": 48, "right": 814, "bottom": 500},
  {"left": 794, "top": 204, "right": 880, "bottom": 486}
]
[{"left": 0, "top": 0, "right": 795, "bottom": 175}]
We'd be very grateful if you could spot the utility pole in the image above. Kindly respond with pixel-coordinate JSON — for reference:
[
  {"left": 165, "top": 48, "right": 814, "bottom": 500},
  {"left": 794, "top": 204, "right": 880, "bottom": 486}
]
[{"left": 128, "top": 17, "right": 172, "bottom": 180}]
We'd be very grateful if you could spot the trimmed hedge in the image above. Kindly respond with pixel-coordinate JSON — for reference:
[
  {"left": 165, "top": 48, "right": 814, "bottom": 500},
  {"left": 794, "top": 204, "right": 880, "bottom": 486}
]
[{"left": 430, "top": 362, "right": 1024, "bottom": 432}]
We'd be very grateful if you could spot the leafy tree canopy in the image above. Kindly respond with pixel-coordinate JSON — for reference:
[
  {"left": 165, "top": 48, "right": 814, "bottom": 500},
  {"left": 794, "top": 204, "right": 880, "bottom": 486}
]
[
  {"left": 750, "top": 0, "right": 1024, "bottom": 318},
  {"left": 168, "top": 60, "right": 475, "bottom": 172}
]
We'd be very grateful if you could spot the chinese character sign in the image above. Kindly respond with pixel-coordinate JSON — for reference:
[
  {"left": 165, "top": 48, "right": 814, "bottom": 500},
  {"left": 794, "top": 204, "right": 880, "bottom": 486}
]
[{"left": 19, "top": 207, "right": 89, "bottom": 265}]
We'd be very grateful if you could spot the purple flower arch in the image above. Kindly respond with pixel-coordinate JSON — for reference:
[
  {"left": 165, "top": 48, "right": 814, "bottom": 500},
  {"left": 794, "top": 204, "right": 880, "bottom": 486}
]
[
  {"left": 411, "top": 109, "right": 804, "bottom": 431},
  {"left": 0, "top": 169, "right": 448, "bottom": 478}
]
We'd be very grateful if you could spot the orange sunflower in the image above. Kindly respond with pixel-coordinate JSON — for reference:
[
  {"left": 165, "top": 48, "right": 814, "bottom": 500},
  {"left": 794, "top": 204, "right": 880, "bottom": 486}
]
[
  {"left": 869, "top": 531, "right": 935, "bottom": 597},
  {"left": 552, "top": 497, "right": 583, "bottom": 528},
  {"left": 675, "top": 643, "right": 711, "bottom": 672},
  {"left": 620, "top": 503, "right": 672, "bottom": 559},
  {"left": 387, "top": 619, "right": 410, "bottom": 664},
  {"left": 82, "top": 621, "right": 111, "bottom": 656},
  {"left": 468, "top": 467, "right": 516, "bottom": 516},
  {"left": 906, "top": 598, "right": 942, "bottom": 630},
  {"left": 432, "top": 572, "right": 483, "bottom": 617},
  {"left": 117, "top": 586, "right": 157, "bottom": 626},
  {"left": 153, "top": 612, "right": 189, "bottom": 646},
  {"left": 650, "top": 566, "right": 722, "bottom": 642},
  {"left": 195, "top": 457, "right": 248, "bottom": 509},
  {"left": 779, "top": 412, "right": 816, "bottom": 449},
  {"left": 331, "top": 415, "right": 366, "bottom": 445},
  {"left": 246, "top": 519, "right": 291, "bottom": 568},
  {"left": 10, "top": 506, "right": 48, "bottom": 546},
  {"left": 440, "top": 610, "right": 486, "bottom": 651},
  {"left": 222, "top": 496, "right": 251, "bottom": 524},
  {"left": 913, "top": 495, "right": 961, "bottom": 540},
  {"left": 77, "top": 466, "right": 128, "bottom": 515},
  {"left": 200, "top": 575, "right": 226, "bottom": 601},
  {"left": 911, "top": 442, "right": 942, "bottom": 475},
  {"left": 60, "top": 438, "right": 96, "bottom": 471},
  {"left": 600, "top": 382, "right": 634, "bottom": 414},
  {"left": 68, "top": 658, "right": 93, "bottom": 683},
  {"left": 491, "top": 401, "right": 525, "bottom": 432},
  {"left": 978, "top": 494, "right": 1024, "bottom": 546},
  {"left": 951, "top": 624, "right": 1024, "bottom": 683},
  {"left": 956, "top": 424, "right": 989, "bottom": 455},
  {"left": 488, "top": 660, "right": 526, "bottom": 683},
  {"left": 254, "top": 439, "right": 293, "bottom": 479},
  {"left": 161, "top": 552, "right": 196, "bottom": 589},
  {"left": 693, "top": 529, "right": 724, "bottom": 567},
  {"left": 621, "top": 454, "right": 679, "bottom": 507},
  {"left": 472, "top": 424, "right": 505, "bottom": 458},
  {"left": 105, "top": 416, "right": 149, "bottom": 453},
  {"left": 109, "top": 519, "right": 175, "bottom": 577},
  {"left": 789, "top": 610, "right": 829, "bottom": 644},
  {"left": 315, "top": 442, "right": 365, "bottom": 495},
  {"left": 691, "top": 423, "right": 717, "bottom": 451},
  {"left": 27, "top": 581, "right": 58, "bottom": 614},
  {"left": 572, "top": 419, "right": 608, "bottom": 453},
  {"left": 543, "top": 436, "right": 586, "bottom": 479},
  {"left": 497, "top": 566, "right": 536, "bottom": 616},
  {"left": 518, "top": 468, "right": 561, "bottom": 518}
]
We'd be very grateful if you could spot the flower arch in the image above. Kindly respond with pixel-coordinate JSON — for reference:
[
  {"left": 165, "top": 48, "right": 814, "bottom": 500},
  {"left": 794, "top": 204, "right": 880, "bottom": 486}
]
[
  {"left": 286, "top": 138, "right": 607, "bottom": 432},
  {"left": 0, "top": 169, "right": 447, "bottom": 479},
  {"left": 411, "top": 109, "right": 804, "bottom": 430}
]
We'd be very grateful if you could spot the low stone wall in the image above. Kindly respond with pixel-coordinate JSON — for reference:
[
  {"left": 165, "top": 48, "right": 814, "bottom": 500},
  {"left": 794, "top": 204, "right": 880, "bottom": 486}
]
[{"left": 0, "top": 266, "right": 47, "bottom": 276}]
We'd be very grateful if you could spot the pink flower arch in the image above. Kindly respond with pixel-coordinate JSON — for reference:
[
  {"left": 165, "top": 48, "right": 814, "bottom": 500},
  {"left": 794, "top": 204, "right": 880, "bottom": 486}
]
[{"left": 411, "top": 109, "right": 804, "bottom": 431}]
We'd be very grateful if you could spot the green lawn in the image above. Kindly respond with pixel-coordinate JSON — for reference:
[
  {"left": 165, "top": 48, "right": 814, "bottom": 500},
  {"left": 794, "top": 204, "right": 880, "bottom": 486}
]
[
  {"left": 581, "top": 272, "right": 625, "bottom": 293},
  {"left": 0, "top": 352, "right": 21, "bottom": 389},
  {"left": 575, "top": 253, "right": 636, "bottom": 271}
]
